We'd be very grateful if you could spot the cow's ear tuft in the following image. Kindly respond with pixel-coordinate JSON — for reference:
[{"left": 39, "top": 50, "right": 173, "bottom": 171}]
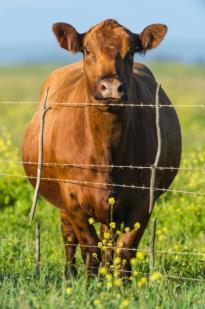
[
  {"left": 136, "top": 24, "right": 167, "bottom": 52},
  {"left": 52, "top": 22, "right": 84, "bottom": 53}
]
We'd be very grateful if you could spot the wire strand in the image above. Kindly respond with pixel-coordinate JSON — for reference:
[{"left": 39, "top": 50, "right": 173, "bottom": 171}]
[
  {"left": 0, "top": 159, "right": 204, "bottom": 172},
  {"left": 1, "top": 238, "right": 205, "bottom": 257},
  {"left": 0, "top": 172, "right": 205, "bottom": 197},
  {"left": 1, "top": 254, "right": 204, "bottom": 282},
  {"left": 0, "top": 101, "right": 205, "bottom": 108}
]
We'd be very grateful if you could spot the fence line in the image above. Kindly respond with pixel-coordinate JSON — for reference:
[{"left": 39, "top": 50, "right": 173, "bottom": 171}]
[
  {"left": 1, "top": 237, "right": 205, "bottom": 257},
  {"left": 1, "top": 254, "right": 204, "bottom": 282},
  {"left": 0, "top": 172, "right": 205, "bottom": 197},
  {"left": 81, "top": 265, "right": 205, "bottom": 282},
  {"left": 0, "top": 159, "right": 205, "bottom": 172},
  {"left": 0, "top": 101, "right": 205, "bottom": 108},
  {"left": 1, "top": 89, "right": 204, "bottom": 284}
]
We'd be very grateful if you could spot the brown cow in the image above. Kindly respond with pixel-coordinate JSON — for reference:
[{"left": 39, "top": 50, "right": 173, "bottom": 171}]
[{"left": 22, "top": 19, "right": 181, "bottom": 277}]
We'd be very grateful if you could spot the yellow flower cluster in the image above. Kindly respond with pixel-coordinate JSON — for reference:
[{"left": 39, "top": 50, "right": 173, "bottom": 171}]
[
  {"left": 109, "top": 222, "right": 116, "bottom": 229},
  {"left": 88, "top": 217, "right": 95, "bottom": 225},
  {"left": 65, "top": 287, "right": 72, "bottom": 295},
  {"left": 136, "top": 251, "right": 144, "bottom": 260},
  {"left": 99, "top": 267, "right": 107, "bottom": 275},
  {"left": 119, "top": 299, "right": 129, "bottom": 309},
  {"left": 137, "top": 277, "right": 147, "bottom": 287},
  {"left": 150, "top": 272, "right": 162, "bottom": 281},
  {"left": 134, "top": 222, "right": 141, "bottom": 230},
  {"left": 103, "top": 232, "right": 111, "bottom": 240},
  {"left": 108, "top": 197, "right": 115, "bottom": 206}
]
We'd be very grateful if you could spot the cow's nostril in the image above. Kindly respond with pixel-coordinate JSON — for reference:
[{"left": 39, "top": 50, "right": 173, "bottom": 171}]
[
  {"left": 118, "top": 84, "right": 124, "bottom": 93},
  {"left": 101, "top": 84, "right": 107, "bottom": 91}
]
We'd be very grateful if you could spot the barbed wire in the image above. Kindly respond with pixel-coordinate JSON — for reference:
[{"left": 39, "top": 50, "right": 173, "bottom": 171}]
[
  {"left": 1, "top": 238, "right": 205, "bottom": 257},
  {"left": 82, "top": 265, "right": 205, "bottom": 282},
  {"left": 0, "top": 253, "right": 204, "bottom": 282},
  {"left": 0, "top": 101, "right": 205, "bottom": 108},
  {"left": 0, "top": 172, "right": 205, "bottom": 197},
  {"left": 0, "top": 159, "right": 204, "bottom": 172}
]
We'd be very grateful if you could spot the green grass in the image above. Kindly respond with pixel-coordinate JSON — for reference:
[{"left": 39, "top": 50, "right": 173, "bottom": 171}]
[{"left": 0, "top": 62, "right": 205, "bottom": 308}]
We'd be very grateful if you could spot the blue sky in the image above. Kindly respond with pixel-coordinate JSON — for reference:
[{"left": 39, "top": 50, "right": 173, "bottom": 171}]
[{"left": 1, "top": 0, "right": 205, "bottom": 63}]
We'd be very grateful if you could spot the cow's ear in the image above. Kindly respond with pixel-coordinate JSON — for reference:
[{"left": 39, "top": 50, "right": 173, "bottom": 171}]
[
  {"left": 52, "top": 22, "right": 84, "bottom": 53},
  {"left": 136, "top": 24, "right": 167, "bottom": 52}
]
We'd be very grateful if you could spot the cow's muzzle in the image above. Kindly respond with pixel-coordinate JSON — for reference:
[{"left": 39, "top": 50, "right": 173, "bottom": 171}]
[{"left": 95, "top": 78, "right": 128, "bottom": 101}]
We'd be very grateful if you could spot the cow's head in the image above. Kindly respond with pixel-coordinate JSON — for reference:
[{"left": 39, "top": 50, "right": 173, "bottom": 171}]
[{"left": 53, "top": 19, "right": 167, "bottom": 102}]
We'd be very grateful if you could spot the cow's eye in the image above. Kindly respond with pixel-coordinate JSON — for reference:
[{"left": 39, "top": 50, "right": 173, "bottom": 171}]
[{"left": 84, "top": 48, "right": 91, "bottom": 56}]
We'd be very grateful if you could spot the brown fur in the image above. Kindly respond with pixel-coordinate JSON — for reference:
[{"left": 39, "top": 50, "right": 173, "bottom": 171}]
[{"left": 22, "top": 20, "right": 181, "bottom": 276}]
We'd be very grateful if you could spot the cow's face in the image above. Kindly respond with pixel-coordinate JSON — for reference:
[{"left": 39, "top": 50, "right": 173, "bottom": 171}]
[{"left": 53, "top": 20, "right": 167, "bottom": 102}]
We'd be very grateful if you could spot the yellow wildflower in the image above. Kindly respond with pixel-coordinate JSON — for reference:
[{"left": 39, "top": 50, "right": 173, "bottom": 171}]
[
  {"left": 114, "top": 270, "right": 120, "bottom": 277},
  {"left": 158, "top": 235, "right": 165, "bottom": 241},
  {"left": 88, "top": 218, "right": 95, "bottom": 225},
  {"left": 119, "top": 299, "right": 129, "bottom": 308},
  {"left": 67, "top": 236, "right": 72, "bottom": 242},
  {"left": 92, "top": 252, "right": 97, "bottom": 259},
  {"left": 98, "top": 242, "right": 102, "bottom": 248},
  {"left": 150, "top": 272, "right": 162, "bottom": 281},
  {"left": 124, "top": 227, "right": 130, "bottom": 233},
  {"left": 110, "top": 222, "right": 116, "bottom": 229},
  {"left": 99, "top": 267, "right": 107, "bottom": 276},
  {"left": 130, "top": 258, "right": 137, "bottom": 266},
  {"left": 102, "top": 246, "right": 107, "bottom": 251},
  {"left": 114, "top": 278, "right": 122, "bottom": 286},
  {"left": 136, "top": 251, "right": 144, "bottom": 260},
  {"left": 133, "top": 270, "right": 138, "bottom": 277},
  {"left": 134, "top": 222, "right": 141, "bottom": 230},
  {"left": 108, "top": 197, "right": 115, "bottom": 206},
  {"left": 104, "top": 232, "right": 111, "bottom": 239},
  {"left": 138, "top": 277, "right": 147, "bottom": 287},
  {"left": 66, "top": 287, "right": 72, "bottom": 295},
  {"left": 114, "top": 257, "right": 121, "bottom": 264},
  {"left": 106, "top": 274, "right": 112, "bottom": 281},
  {"left": 93, "top": 299, "right": 101, "bottom": 307},
  {"left": 106, "top": 282, "right": 113, "bottom": 289},
  {"left": 107, "top": 242, "right": 113, "bottom": 247}
]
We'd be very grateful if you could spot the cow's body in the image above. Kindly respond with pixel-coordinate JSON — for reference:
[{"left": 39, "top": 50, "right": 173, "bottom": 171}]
[{"left": 22, "top": 20, "right": 181, "bottom": 276}]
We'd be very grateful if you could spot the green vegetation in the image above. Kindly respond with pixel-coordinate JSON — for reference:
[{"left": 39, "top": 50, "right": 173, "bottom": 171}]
[{"left": 0, "top": 62, "right": 205, "bottom": 308}]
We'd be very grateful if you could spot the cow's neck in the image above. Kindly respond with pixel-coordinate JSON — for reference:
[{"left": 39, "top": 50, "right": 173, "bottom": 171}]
[{"left": 85, "top": 96, "right": 129, "bottom": 165}]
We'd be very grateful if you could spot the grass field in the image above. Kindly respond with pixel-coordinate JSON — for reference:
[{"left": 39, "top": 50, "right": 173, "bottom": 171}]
[{"left": 0, "top": 62, "right": 205, "bottom": 308}]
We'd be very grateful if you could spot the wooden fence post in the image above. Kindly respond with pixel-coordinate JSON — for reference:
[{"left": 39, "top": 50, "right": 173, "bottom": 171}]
[
  {"left": 35, "top": 223, "right": 41, "bottom": 277},
  {"left": 150, "top": 218, "right": 157, "bottom": 273},
  {"left": 29, "top": 88, "right": 50, "bottom": 224},
  {"left": 149, "top": 84, "right": 162, "bottom": 214}
]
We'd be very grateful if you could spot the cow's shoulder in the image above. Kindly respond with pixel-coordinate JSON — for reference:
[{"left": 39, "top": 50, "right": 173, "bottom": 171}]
[
  {"left": 39, "top": 61, "right": 84, "bottom": 101},
  {"left": 47, "top": 60, "right": 83, "bottom": 83}
]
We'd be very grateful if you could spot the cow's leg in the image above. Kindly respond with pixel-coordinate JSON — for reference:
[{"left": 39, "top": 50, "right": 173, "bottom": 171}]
[
  {"left": 60, "top": 209, "right": 78, "bottom": 278},
  {"left": 68, "top": 206, "right": 101, "bottom": 276},
  {"left": 115, "top": 199, "right": 151, "bottom": 277}
]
